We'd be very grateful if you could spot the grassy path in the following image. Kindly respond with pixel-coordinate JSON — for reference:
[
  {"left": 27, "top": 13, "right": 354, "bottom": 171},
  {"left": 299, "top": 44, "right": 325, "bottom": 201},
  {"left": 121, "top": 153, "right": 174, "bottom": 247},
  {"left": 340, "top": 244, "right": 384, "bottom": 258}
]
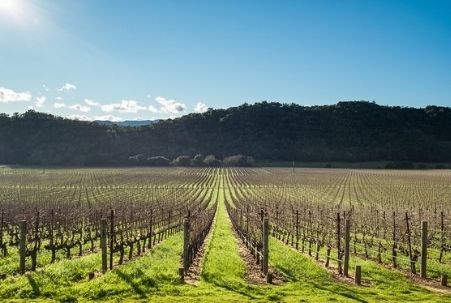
[{"left": 200, "top": 173, "right": 256, "bottom": 298}]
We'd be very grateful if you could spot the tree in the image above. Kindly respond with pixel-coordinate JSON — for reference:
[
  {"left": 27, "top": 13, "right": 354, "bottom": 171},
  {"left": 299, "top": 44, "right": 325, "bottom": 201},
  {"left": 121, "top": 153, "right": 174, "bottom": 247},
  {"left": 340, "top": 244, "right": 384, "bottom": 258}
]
[
  {"left": 203, "top": 155, "right": 221, "bottom": 167},
  {"left": 128, "top": 154, "right": 146, "bottom": 165},
  {"left": 191, "top": 154, "right": 204, "bottom": 166},
  {"left": 172, "top": 155, "right": 191, "bottom": 166},
  {"left": 147, "top": 156, "right": 170, "bottom": 166},
  {"left": 223, "top": 154, "right": 254, "bottom": 166}
]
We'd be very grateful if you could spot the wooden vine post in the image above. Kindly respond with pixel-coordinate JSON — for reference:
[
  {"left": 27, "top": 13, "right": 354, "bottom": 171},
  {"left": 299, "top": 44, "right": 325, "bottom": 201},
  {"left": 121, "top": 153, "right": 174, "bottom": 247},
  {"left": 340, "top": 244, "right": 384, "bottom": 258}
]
[
  {"left": 262, "top": 216, "right": 269, "bottom": 276},
  {"left": 336, "top": 213, "right": 342, "bottom": 275},
  {"left": 442, "top": 275, "right": 448, "bottom": 287},
  {"left": 246, "top": 206, "right": 249, "bottom": 236},
  {"left": 49, "top": 209, "right": 56, "bottom": 263},
  {"left": 100, "top": 218, "right": 108, "bottom": 273},
  {"left": 439, "top": 211, "right": 445, "bottom": 263},
  {"left": 19, "top": 220, "right": 27, "bottom": 274},
  {"left": 392, "top": 211, "right": 397, "bottom": 268},
  {"left": 405, "top": 212, "right": 415, "bottom": 274},
  {"left": 355, "top": 265, "right": 362, "bottom": 285},
  {"left": 30, "top": 212, "right": 40, "bottom": 271},
  {"left": 148, "top": 209, "right": 153, "bottom": 249},
  {"left": 109, "top": 210, "right": 115, "bottom": 270},
  {"left": 344, "top": 219, "right": 351, "bottom": 277},
  {"left": 239, "top": 208, "right": 243, "bottom": 231},
  {"left": 0, "top": 210, "right": 4, "bottom": 257},
  {"left": 183, "top": 216, "right": 190, "bottom": 273},
  {"left": 295, "top": 210, "right": 299, "bottom": 250},
  {"left": 420, "top": 221, "right": 427, "bottom": 279}
]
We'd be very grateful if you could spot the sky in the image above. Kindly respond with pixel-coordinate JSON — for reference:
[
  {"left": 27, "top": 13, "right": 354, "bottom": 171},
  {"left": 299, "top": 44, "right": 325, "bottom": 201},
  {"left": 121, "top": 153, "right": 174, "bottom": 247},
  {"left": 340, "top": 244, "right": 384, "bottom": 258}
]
[{"left": 0, "top": 0, "right": 451, "bottom": 121}]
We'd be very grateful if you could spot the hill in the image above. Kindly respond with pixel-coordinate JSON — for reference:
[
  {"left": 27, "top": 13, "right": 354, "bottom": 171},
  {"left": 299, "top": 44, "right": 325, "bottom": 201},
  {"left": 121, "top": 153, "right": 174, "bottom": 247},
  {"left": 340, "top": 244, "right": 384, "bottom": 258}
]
[
  {"left": 1, "top": 101, "right": 451, "bottom": 165},
  {"left": 94, "top": 120, "right": 158, "bottom": 127}
]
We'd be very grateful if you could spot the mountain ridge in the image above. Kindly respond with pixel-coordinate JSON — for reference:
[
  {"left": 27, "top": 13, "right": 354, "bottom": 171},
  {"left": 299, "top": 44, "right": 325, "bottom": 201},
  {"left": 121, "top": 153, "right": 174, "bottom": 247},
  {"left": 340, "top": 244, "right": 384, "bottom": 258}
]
[{"left": 94, "top": 120, "right": 159, "bottom": 127}]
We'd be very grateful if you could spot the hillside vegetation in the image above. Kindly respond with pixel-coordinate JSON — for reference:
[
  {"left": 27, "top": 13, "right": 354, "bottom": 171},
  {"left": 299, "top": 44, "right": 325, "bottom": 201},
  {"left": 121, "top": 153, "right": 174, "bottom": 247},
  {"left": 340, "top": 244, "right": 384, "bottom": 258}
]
[{"left": 1, "top": 101, "right": 451, "bottom": 165}]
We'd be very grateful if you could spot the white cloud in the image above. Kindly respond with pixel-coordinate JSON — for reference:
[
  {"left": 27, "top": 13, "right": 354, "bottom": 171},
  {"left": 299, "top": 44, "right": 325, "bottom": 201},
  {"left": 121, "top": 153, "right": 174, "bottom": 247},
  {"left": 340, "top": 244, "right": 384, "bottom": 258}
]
[
  {"left": 0, "top": 86, "right": 32, "bottom": 103},
  {"left": 34, "top": 96, "right": 46, "bottom": 108},
  {"left": 69, "top": 114, "right": 90, "bottom": 121},
  {"left": 54, "top": 102, "right": 66, "bottom": 109},
  {"left": 53, "top": 102, "right": 90, "bottom": 112},
  {"left": 42, "top": 85, "right": 49, "bottom": 92},
  {"left": 84, "top": 98, "right": 100, "bottom": 106},
  {"left": 56, "top": 96, "right": 63, "bottom": 101},
  {"left": 94, "top": 115, "right": 123, "bottom": 122},
  {"left": 155, "top": 96, "right": 186, "bottom": 114},
  {"left": 146, "top": 94, "right": 152, "bottom": 99},
  {"left": 101, "top": 99, "right": 146, "bottom": 113},
  {"left": 148, "top": 105, "right": 159, "bottom": 113},
  {"left": 57, "top": 83, "right": 76, "bottom": 92},
  {"left": 194, "top": 102, "right": 208, "bottom": 113},
  {"left": 69, "top": 104, "right": 90, "bottom": 112}
]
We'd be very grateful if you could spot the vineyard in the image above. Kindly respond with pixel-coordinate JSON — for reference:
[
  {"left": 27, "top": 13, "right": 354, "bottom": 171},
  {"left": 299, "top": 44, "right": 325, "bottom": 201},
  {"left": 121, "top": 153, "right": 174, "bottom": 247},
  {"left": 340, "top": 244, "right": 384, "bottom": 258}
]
[{"left": 0, "top": 166, "right": 450, "bottom": 302}]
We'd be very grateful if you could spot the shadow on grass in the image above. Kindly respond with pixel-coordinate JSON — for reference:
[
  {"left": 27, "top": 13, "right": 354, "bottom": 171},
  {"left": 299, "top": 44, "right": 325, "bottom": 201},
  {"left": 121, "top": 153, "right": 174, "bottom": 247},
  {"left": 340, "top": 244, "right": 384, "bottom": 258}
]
[
  {"left": 115, "top": 269, "right": 147, "bottom": 299},
  {"left": 310, "top": 281, "right": 369, "bottom": 303},
  {"left": 26, "top": 274, "right": 41, "bottom": 297},
  {"left": 206, "top": 279, "right": 261, "bottom": 300}
]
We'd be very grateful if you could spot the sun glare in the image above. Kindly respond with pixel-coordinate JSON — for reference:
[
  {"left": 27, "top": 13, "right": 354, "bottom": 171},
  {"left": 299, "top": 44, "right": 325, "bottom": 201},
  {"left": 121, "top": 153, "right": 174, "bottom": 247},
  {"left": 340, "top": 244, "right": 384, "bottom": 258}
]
[{"left": 0, "top": 0, "right": 26, "bottom": 22}]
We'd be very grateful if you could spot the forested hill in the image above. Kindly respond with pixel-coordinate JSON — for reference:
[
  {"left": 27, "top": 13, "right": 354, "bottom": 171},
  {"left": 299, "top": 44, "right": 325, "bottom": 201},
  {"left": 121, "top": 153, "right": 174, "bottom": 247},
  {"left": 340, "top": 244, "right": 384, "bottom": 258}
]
[{"left": 1, "top": 101, "right": 451, "bottom": 166}]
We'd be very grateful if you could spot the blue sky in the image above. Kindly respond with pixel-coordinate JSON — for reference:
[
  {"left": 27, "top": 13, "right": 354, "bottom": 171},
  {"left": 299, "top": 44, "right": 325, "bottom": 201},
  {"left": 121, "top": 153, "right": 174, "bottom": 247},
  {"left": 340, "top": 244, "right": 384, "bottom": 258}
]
[{"left": 1, "top": 0, "right": 450, "bottom": 121}]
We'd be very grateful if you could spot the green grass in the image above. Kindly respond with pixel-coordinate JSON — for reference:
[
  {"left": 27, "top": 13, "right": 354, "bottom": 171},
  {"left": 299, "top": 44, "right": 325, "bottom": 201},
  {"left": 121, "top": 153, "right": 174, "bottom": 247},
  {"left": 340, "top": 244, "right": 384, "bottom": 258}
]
[
  {"left": 0, "top": 173, "right": 450, "bottom": 302},
  {"left": 268, "top": 237, "right": 451, "bottom": 302}
]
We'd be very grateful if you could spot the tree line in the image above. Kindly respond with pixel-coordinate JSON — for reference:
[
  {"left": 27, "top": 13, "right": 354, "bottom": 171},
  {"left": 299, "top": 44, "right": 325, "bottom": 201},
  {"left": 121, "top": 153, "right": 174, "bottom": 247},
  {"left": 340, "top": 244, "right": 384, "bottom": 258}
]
[{"left": 1, "top": 101, "right": 451, "bottom": 166}]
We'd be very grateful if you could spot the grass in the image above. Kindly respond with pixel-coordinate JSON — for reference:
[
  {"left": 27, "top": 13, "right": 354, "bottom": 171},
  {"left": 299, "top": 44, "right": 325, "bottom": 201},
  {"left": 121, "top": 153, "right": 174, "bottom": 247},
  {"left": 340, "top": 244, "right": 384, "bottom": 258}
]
[{"left": 0, "top": 171, "right": 450, "bottom": 302}]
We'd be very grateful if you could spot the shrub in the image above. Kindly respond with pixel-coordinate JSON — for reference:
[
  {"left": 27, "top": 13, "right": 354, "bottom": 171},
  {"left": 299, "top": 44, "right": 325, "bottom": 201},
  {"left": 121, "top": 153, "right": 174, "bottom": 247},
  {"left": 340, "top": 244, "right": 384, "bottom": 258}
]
[
  {"left": 172, "top": 155, "right": 192, "bottom": 166},
  {"left": 203, "top": 155, "right": 221, "bottom": 167},
  {"left": 128, "top": 154, "right": 146, "bottom": 165},
  {"left": 222, "top": 154, "right": 254, "bottom": 167},
  {"left": 147, "top": 156, "right": 170, "bottom": 166},
  {"left": 191, "top": 154, "right": 204, "bottom": 166}
]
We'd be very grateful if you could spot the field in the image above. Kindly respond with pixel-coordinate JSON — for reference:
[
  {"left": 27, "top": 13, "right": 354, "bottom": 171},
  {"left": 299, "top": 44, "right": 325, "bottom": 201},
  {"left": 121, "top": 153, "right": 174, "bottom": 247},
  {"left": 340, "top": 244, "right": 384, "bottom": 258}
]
[{"left": 0, "top": 166, "right": 450, "bottom": 302}]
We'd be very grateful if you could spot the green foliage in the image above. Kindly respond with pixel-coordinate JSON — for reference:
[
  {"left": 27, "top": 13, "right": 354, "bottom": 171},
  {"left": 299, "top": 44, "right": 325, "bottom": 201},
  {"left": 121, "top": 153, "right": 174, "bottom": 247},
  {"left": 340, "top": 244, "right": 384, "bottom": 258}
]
[
  {"left": 191, "top": 154, "right": 204, "bottom": 166},
  {"left": 203, "top": 155, "right": 221, "bottom": 167},
  {"left": 172, "top": 155, "right": 191, "bottom": 166},
  {"left": 223, "top": 154, "right": 254, "bottom": 166},
  {"left": 147, "top": 156, "right": 171, "bottom": 166},
  {"left": 3, "top": 101, "right": 451, "bottom": 166},
  {"left": 128, "top": 154, "right": 146, "bottom": 165}
]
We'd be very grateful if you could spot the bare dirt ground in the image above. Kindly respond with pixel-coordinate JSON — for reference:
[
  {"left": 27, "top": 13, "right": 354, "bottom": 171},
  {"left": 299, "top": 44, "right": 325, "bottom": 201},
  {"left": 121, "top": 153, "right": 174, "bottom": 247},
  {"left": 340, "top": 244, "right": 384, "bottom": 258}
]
[
  {"left": 183, "top": 214, "right": 217, "bottom": 284},
  {"left": 231, "top": 227, "right": 285, "bottom": 285}
]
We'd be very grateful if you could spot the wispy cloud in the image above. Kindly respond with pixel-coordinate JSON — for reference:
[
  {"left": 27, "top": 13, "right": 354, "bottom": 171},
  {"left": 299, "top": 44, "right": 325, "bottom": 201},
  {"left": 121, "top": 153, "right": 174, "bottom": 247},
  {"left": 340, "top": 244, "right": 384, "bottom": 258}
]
[
  {"left": 155, "top": 96, "right": 186, "bottom": 114},
  {"left": 34, "top": 96, "right": 46, "bottom": 108},
  {"left": 57, "top": 83, "right": 76, "bottom": 92},
  {"left": 0, "top": 86, "right": 32, "bottom": 103},
  {"left": 94, "top": 115, "right": 123, "bottom": 122},
  {"left": 69, "top": 114, "right": 90, "bottom": 121},
  {"left": 53, "top": 102, "right": 90, "bottom": 112},
  {"left": 54, "top": 102, "right": 66, "bottom": 109},
  {"left": 69, "top": 104, "right": 90, "bottom": 112},
  {"left": 148, "top": 105, "right": 159, "bottom": 113},
  {"left": 101, "top": 99, "right": 146, "bottom": 113},
  {"left": 194, "top": 102, "right": 208, "bottom": 113},
  {"left": 84, "top": 98, "right": 100, "bottom": 106}
]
